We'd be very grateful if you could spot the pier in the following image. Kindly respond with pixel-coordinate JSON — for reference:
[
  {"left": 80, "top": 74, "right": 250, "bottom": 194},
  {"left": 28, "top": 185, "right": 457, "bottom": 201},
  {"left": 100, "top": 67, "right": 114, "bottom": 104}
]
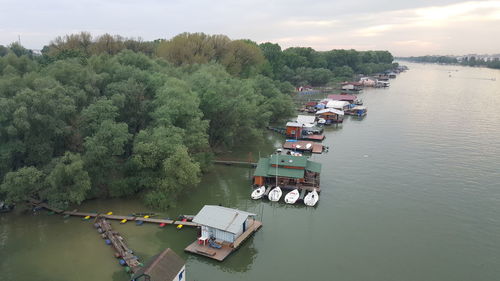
[
  {"left": 94, "top": 217, "right": 141, "bottom": 273},
  {"left": 30, "top": 199, "right": 199, "bottom": 227},
  {"left": 213, "top": 160, "right": 257, "bottom": 167}
]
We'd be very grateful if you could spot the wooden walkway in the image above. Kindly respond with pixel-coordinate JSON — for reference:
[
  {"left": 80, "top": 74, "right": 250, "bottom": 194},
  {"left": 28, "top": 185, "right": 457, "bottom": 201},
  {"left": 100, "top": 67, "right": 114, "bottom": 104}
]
[
  {"left": 95, "top": 217, "right": 141, "bottom": 273},
  {"left": 30, "top": 200, "right": 198, "bottom": 227}
]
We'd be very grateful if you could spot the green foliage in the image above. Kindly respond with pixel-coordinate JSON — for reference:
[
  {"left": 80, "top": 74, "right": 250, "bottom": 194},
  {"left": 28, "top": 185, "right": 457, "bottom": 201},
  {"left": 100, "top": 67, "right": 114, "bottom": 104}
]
[
  {"left": 0, "top": 32, "right": 396, "bottom": 210},
  {"left": 0, "top": 166, "right": 45, "bottom": 204},
  {"left": 44, "top": 152, "right": 91, "bottom": 208}
]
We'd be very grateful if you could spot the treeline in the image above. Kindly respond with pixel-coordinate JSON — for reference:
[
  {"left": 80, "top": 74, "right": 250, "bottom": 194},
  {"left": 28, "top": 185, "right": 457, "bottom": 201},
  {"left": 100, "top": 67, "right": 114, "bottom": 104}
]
[
  {"left": 0, "top": 38, "right": 294, "bottom": 209},
  {"left": 259, "top": 43, "right": 395, "bottom": 86},
  {"left": 0, "top": 32, "right": 395, "bottom": 209},
  {"left": 400, "top": 55, "right": 500, "bottom": 69}
]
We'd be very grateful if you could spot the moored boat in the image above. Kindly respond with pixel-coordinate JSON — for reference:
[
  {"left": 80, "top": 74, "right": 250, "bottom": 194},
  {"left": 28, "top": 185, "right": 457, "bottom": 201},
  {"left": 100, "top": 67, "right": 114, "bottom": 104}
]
[
  {"left": 304, "top": 190, "right": 319, "bottom": 206},
  {"left": 251, "top": 186, "right": 266, "bottom": 200},
  {"left": 284, "top": 189, "right": 299, "bottom": 204},
  {"left": 268, "top": 186, "right": 282, "bottom": 202}
]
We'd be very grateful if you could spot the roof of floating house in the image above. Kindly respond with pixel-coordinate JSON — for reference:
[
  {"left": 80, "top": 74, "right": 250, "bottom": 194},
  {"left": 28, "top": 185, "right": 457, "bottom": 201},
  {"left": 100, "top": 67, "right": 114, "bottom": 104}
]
[
  {"left": 296, "top": 115, "right": 316, "bottom": 125},
  {"left": 286, "top": 121, "right": 302, "bottom": 127},
  {"left": 327, "top": 94, "right": 357, "bottom": 102},
  {"left": 326, "top": 100, "right": 349, "bottom": 109},
  {"left": 305, "top": 101, "right": 317, "bottom": 106},
  {"left": 254, "top": 155, "right": 322, "bottom": 179},
  {"left": 193, "top": 205, "right": 256, "bottom": 234},
  {"left": 131, "top": 248, "right": 185, "bottom": 281},
  {"left": 316, "top": 108, "right": 344, "bottom": 115}
]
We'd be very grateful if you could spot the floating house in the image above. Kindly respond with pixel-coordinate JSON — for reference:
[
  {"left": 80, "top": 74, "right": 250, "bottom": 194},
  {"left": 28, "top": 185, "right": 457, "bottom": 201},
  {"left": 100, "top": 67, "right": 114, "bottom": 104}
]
[
  {"left": 326, "top": 100, "right": 350, "bottom": 111},
  {"left": 185, "top": 205, "right": 262, "bottom": 262},
  {"left": 327, "top": 94, "right": 357, "bottom": 103},
  {"left": 253, "top": 154, "right": 321, "bottom": 192},
  {"left": 131, "top": 248, "right": 185, "bottom": 281},
  {"left": 360, "top": 77, "right": 377, "bottom": 87},
  {"left": 346, "top": 106, "right": 368, "bottom": 117},
  {"left": 285, "top": 118, "right": 324, "bottom": 140},
  {"left": 341, "top": 82, "right": 363, "bottom": 91},
  {"left": 316, "top": 108, "right": 344, "bottom": 124},
  {"left": 282, "top": 140, "right": 324, "bottom": 154}
]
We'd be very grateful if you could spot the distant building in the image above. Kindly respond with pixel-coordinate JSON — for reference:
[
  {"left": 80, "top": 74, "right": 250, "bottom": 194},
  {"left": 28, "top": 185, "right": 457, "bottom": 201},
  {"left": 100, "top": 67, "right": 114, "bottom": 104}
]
[{"left": 131, "top": 248, "right": 185, "bottom": 281}]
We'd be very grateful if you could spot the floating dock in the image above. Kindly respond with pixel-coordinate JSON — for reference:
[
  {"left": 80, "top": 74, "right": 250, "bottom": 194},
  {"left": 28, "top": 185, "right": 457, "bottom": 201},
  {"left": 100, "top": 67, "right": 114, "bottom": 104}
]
[
  {"left": 282, "top": 140, "right": 324, "bottom": 154},
  {"left": 29, "top": 200, "right": 198, "bottom": 227},
  {"left": 94, "top": 217, "right": 141, "bottom": 273},
  {"left": 184, "top": 220, "right": 262, "bottom": 262}
]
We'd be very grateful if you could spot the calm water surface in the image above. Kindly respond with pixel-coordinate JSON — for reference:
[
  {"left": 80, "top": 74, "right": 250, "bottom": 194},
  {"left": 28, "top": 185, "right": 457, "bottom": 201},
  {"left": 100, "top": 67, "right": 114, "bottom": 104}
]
[{"left": 1, "top": 63, "right": 500, "bottom": 281}]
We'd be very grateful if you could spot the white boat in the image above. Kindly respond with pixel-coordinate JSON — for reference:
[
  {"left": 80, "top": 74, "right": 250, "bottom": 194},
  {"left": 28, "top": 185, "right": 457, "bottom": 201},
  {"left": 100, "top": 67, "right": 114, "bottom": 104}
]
[
  {"left": 284, "top": 189, "right": 299, "bottom": 204},
  {"left": 304, "top": 190, "right": 319, "bottom": 206},
  {"left": 305, "top": 143, "right": 312, "bottom": 149},
  {"left": 268, "top": 186, "right": 282, "bottom": 202},
  {"left": 251, "top": 186, "right": 266, "bottom": 200}
]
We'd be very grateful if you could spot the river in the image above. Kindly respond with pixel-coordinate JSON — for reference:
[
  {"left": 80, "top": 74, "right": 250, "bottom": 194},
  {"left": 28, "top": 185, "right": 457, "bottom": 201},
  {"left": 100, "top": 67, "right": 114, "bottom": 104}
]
[{"left": 1, "top": 62, "right": 500, "bottom": 281}]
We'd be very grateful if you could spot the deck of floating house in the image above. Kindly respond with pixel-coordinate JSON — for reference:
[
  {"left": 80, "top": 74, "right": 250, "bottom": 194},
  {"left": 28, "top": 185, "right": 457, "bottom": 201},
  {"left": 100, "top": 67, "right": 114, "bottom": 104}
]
[
  {"left": 282, "top": 140, "right": 324, "bottom": 154},
  {"left": 184, "top": 205, "right": 262, "bottom": 262}
]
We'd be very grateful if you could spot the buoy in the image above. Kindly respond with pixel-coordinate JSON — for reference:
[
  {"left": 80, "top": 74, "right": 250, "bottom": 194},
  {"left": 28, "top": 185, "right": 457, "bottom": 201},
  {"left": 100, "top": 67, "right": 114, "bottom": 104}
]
[
  {"left": 97, "top": 228, "right": 103, "bottom": 233},
  {"left": 143, "top": 215, "right": 150, "bottom": 219},
  {"left": 84, "top": 216, "right": 90, "bottom": 220},
  {"left": 136, "top": 220, "right": 144, "bottom": 226},
  {"left": 159, "top": 223, "right": 166, "bottom": 228},
  {"left": 177, "top": 224, "right": 183, "bottom": 229},
  {"left": 119, "top": 259, "right": 126, "bottom": 266},
  {"left": 106, "top": 212, "right": 113, "bottom": 215},
  {"left": 124, "top": 266, "right": 131, "bottom": 273},
  {"left": 105, "top": 239, "right": 112, "bottom": 245},
  {"left": 120, "top": 219, "right": 127, "bottom": 224}
]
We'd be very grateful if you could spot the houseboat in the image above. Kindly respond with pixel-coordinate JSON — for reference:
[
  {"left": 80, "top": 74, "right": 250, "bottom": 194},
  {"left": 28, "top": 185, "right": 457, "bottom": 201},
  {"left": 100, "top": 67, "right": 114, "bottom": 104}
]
[
  {"left": 315, "top": 108, "right": 344, "bottom": 124},
  {"left": 285, "top": 120, "right": 324, "bottom": 141},
  {"left": 341, "top": 82, "right": 363, "bottom": 92},
  {"left": 346, "top": 106, "right": 367, "bottom": 117},
  {"left": 132, "top": 248, "right": 186, "bottom": 281},
  {"left": 253, "top": 154, "right": 321, "bottom": 192},
  {"left": 184, "top": 205, "right": 262, "bottom": 262},
  {"left": 326, "top": 100, "right": 350, "bottom": 111}
]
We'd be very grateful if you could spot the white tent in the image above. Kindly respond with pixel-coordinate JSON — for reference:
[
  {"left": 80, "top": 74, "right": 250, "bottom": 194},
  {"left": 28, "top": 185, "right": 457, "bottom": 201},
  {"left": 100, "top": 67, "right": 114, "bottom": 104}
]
[
  {"left": 316, "top": 108, "right": 344, "bottom": 116},
  {"left": 296, "top": 115, "right": 316, "bottom": 125},
  {"left": 326, "top": 100, "right": 349, "bottom": 109}
]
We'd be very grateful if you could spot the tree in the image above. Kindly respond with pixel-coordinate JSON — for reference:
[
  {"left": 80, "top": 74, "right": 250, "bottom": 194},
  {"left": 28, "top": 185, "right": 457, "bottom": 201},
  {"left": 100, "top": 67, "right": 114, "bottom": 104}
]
[
  {"left": 0, "top": 166, "right": 45, "bottom": 204},
  {"left": 43, "top": 152, "right": 91, "bottom": 208}
]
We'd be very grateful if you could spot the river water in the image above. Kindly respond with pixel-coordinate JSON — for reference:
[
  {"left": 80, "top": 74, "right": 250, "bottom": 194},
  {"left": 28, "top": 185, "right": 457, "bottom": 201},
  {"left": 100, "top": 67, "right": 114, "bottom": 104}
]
[{"left": 1, "top": 63, "right": 500, "bottom": 281}]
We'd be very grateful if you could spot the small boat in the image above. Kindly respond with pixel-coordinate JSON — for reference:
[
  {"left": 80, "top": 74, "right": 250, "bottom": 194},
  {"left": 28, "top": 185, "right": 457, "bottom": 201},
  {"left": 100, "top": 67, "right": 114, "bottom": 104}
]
[
  {"left": 354, "top": 99, "right": 363, "bottom": 105},
  {"left": 304, "top": 190, "right": 319, "bottom": 206},
  {"left": 284, "top": 189, "right": 299, "bottom": 204},
  {"left": 251, "top": 186, "right": 266, "bottom": 200},
  {"left": 268, "top": 186, "right": 282, "bottom": 202}
]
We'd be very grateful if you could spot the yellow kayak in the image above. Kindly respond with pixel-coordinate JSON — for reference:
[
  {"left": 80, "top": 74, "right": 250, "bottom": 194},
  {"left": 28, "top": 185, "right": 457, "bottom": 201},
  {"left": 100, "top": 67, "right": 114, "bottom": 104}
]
[
  {"left": 106, "top": 212, "right": 113, "bottom": 215},
  {"left": 176, "top": 224, "right": 183, "bottom": 229},
  {"left": 143, "top": 215, "right": 150, "bottom": 219},
  {"left": 84, "top": 215, "right": 90, "bottom": 220},
  {"left": 120, "top": 219, "right": 127, "bottom": 224}
]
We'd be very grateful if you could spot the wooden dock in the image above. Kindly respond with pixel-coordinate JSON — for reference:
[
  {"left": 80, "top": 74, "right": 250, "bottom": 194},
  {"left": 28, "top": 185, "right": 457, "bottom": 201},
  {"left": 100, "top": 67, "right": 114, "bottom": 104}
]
[
  {"left": 95, "top": 217, "right": 141, "bottom": 273},
  {"left": 282, "top": 140, "right": 324, "bottom": 154},
  {"left": 184, "top": 220, "right": 262, "bottom": 261},
  {"left": 30, "top": 200, "right": 198, "bottom": 227}
]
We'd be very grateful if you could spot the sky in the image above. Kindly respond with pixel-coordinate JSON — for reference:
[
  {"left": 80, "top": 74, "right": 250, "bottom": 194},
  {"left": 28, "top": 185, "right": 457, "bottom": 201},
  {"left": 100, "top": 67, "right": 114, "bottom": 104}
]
[{"left": 0, "top": 0, "right": 499, "bottom": 56}]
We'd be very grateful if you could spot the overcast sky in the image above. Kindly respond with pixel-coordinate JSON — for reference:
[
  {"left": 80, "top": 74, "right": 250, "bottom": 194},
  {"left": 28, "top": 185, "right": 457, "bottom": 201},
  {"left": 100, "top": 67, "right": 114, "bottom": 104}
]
[{"left": 1, "top": 0, "right": 499, "bottom": 56}]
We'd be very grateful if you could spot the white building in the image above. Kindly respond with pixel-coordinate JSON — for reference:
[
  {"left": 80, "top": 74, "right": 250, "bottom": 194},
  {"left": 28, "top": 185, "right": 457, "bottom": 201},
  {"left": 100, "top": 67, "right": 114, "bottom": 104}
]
[{"left": 193, "top": 205, "right": 256, "bottom": 244}]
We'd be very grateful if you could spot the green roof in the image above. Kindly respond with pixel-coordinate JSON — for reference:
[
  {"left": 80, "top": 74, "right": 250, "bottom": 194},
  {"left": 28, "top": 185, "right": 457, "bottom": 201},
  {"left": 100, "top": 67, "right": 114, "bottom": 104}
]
[
  {"left": 268, "top": 167, "right": 305, "bottom": 179},
  {"left": 269, "top": 154, "right": 308, "bottom": 168},
  {"left": 306, "top": 161, "right": 322, "bottom": 173},
  {"left": 253, "top": 155, "right": 321, "bottom": 179},
  {"left": 253, "top": 158, "right": 270, "bottom": 177}
]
